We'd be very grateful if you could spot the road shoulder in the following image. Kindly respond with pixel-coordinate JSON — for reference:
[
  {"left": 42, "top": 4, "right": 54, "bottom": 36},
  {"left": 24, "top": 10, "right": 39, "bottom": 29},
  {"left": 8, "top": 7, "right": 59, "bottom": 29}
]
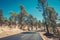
[{"left": 39, "top": 32, "right": 53, "bottom": 40}]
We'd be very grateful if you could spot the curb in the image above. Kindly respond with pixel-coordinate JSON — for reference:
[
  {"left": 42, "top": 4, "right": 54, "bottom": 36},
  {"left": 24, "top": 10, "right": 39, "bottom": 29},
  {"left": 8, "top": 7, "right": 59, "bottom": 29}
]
[
  {"left": 39, "top": 32, "right": 53, "bottom": 40},
  {"left": 39, "top": 32, "right": 45, "bottom": 40}
]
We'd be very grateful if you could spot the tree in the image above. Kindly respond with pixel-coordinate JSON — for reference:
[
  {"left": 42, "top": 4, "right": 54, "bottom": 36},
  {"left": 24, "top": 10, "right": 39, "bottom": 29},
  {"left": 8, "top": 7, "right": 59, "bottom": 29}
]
[
  {"left": 10, "top": 11, "right": 17, "bottom": 23},
  {"left": 38, "top": 20, "right": 41, "bottom": 28},
  {"left": 33, "top": 18, "right": 38, "bottom": 30},
  {"left": 37, "top": 0, "right": 50, "bottom": 33},
  {"left": 47, "top": 7, "right": 58, "bottom": 34},
  {"left": 18, "top": 4, "right": 29, "bottom": 29},
  {"left": 8, "top": 16, "right": 13, "bottom": 28},
  {"left": 0, "top": 9, "right": 4, "bottom": 26},
  {"left": 9, "top": 11, "right": 17, "bottom": 28},
  {"left": 25, "top": 14, "right": 34, "bottom": 30},
  {"left": 4, "top": 17, "right": 8, "bottom": 26}
]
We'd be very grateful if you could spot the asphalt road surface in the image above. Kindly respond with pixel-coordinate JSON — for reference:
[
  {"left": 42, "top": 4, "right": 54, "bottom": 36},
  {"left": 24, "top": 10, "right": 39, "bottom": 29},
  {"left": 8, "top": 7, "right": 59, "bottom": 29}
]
[{"left": 0, "top": 31, "right": 43, "bottom": 40}]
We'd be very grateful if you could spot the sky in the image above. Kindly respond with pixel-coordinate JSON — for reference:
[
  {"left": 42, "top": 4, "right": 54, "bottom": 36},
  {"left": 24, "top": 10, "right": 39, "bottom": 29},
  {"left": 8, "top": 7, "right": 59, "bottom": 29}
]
[{"left": 0, "top": 0, "right": 60, "bottom": 22}]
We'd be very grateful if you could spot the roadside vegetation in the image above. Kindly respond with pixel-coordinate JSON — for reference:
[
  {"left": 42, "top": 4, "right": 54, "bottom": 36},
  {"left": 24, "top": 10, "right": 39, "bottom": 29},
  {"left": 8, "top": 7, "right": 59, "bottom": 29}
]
[
  {"left": 0, "top": 0, "right": 60, "bottom": 40},
  {"left": 37, "top": 0, "right": 60, "bottom": 40}
]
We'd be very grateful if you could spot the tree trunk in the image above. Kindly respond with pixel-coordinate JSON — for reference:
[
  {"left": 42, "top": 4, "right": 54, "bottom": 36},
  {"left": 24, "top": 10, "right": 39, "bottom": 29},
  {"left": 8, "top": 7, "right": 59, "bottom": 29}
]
[
  {"left": 53, "top": 26, "right": 56, "bottom": 35},
  {"left": 46, "top": 24, "right": 49, "bottom": 33}
]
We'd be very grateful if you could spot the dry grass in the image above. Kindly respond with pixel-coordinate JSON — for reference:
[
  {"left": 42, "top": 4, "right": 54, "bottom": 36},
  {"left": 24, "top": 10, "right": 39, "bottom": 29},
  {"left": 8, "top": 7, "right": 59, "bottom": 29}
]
[{"left": 0, "top": 26, "right": 25, "bottom": 38}]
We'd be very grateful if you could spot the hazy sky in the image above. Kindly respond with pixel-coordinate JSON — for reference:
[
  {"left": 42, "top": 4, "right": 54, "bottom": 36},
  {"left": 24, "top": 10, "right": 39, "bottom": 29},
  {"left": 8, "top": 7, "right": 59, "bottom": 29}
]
[{"left": 0, "top": 0, "right": 60, "bottom": 22}]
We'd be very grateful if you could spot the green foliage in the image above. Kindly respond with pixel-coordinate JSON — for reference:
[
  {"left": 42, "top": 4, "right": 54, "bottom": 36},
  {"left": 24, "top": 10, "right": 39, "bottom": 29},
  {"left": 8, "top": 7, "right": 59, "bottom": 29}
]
[
  {"left": 0, "top": 4, "right": 41, "bottom": 30},
  {"left": 37, "top": 0, "right": 59, "bottom": 36}
]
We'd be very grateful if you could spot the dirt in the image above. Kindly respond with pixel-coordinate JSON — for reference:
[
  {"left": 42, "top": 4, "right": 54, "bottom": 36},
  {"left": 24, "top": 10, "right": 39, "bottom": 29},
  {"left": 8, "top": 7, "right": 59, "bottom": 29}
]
[{"left": 0, "top": 26, "right": 24, "bottom": 38}]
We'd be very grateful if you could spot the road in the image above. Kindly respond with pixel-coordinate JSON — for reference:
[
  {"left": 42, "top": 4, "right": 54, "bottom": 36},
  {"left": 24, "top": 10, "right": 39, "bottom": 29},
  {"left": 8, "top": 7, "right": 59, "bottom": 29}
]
[{"left": 0, "top": 30, "right": 43, "bottom": 40}]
